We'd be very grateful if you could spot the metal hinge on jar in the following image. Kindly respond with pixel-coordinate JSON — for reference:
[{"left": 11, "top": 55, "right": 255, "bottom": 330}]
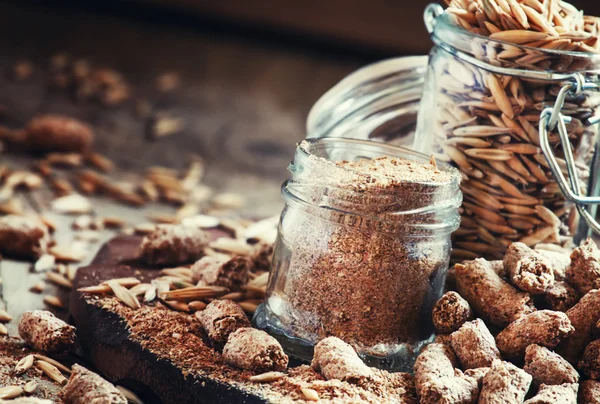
[{"left": 539, "top": 73, "right": 600, "bottom": 237}]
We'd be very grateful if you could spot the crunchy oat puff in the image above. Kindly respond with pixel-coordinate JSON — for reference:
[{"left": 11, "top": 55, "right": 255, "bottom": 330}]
[
  {"left": 414, "top": 343, "right": 458, "bottom": 394},
  {"left": 413, "top": 343, "right": 478, "bottom": 404},
  {"left": 524, "top": 345, "right": 578, "bottom": 386},
  {"left": 496, "top": 310, "right": 573, "bottom": 361},
  {"left": 25, "top": 115, "right": 93, "bottom": 153},
  {"left": 192, "top": 255, "right": 250, "bottom": 291},
  {"left": 536, "top": 249, "right": 571, "bottom": 280},
  {"left": 523, "top": 383, "right": 577, "bottom": 404},
  {"left": 60, "top": 364, "right": 126, "bottom": 404},
  {"left": 138, "top": 224, "right": 208, "bottom": 266},
  {"left": 557, "top": 289, "right": 600, "bottom": 364},
  {"left": 580, "top": 380, "right": 600, "bottom": 404},
  {"left": 464, "top": 367, "right": 489, "bottom": 389},
  {"left": 566, "top": 237, "right": 600, "bottom": 295},
  {"left": 418, "top": 375, "right": 479, "bottom": 404},
  {"left": 196, "top": 299, "right": 250, "bottom": 347},
  {"left": 490, "top": 260, "right": 507, "bottom": 279},
  {"left": 579, "top": 339, "right": 600, "bottom": 379},
  {"left": 18, "top": 310, "right": 76, "bottom": 353},
  {"left": 451, "top": 319, "right": 501, "bottom": 370},
  {"left": 432, "top": 291, "right": 474, "bottom": 334},
  {"left": 311, "top": 337, "right": 374, "bottom": 382},
  {"left": 478, "top": 360, "right": 532, "bottom": 404},
  {"left": 434, "top": 333, "right": 453, "bottom": 347},
  {"left": 222, "top": 328, "right": 288, "bottom": 372},
  {"left": 0, "top": 215, "right": 49, "bottom": 260},
  {"left": 504, "top": 242, "right": 554, "bottom": 295},
  {"left": 455, "top": 259, "right": 534, "bottom": 327},
  {"left": 541, "top": 281, "right": 580, "bottom": 312}
]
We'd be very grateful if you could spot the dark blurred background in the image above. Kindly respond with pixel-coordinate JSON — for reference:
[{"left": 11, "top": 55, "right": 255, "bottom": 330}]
[
  {"left": 1, "top": 0, "right": 600, "bottom": 214},
  {"left": 66, "top": 0, "right": 600, "bottom": 55}
]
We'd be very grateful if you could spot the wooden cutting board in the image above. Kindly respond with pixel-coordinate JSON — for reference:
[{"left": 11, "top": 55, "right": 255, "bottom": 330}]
[{"left": 69, "top": 234, "right": 268, "bottom": 404}]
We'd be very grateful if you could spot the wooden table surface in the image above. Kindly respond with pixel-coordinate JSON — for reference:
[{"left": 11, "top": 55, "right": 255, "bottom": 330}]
[{"left": 0, "top": 1, "right": 369, "bottom": 336}]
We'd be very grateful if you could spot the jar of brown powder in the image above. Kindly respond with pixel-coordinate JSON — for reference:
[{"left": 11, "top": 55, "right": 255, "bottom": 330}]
[{"left": 254, "top": 137, "right": 462, "bottom": 372}]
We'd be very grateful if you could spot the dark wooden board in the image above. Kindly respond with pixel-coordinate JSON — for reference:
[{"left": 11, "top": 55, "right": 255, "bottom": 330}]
[{"left": 70, "top": 235, "right": 267, "bottom": 404}]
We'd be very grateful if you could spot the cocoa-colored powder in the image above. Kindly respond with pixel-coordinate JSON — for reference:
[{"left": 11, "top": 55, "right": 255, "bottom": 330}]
[{"left": 92, "top": 297, "right": 417, "bottom": 403}]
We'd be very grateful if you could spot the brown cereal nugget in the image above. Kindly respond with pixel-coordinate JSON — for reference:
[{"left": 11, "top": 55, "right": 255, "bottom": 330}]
[
  {"left": 579, "top": 339, "right": 600, "bottom": 380},
  {"left": 26, "top": 114, "right": 94, "bottom": 153},
  {"left": 541, "top": 281, "right": 580, "bottom": 312},
  {"left": 455, "top": 259, "right": 534, "bottom": 327},
  {"left": 60, "top": 364, "right": 126, "bottom": 404},
  {"left": 196, "top": 299, "right": 250, "bottom": 347},
  {"left": 451, "top": 319, "right": 501, "bottom": 369},
  {"left": 464, "top": 367, "right": 490, "bottom": 388},
  {"left": 523, "top": 383, "right": 577, "bottom": 404},
  {"left": 580, "top": 379, "right": 600, "bottom": 404},
  {"left": 18, "top": 310, "right": 76, "bottom": 353},
  {"left": 536, "top": 249, "right": 571, "bottom": 280},
  {"left": 414, "top": 343, "right": 479, "bottom": 404},
  {"left": 478, "top": 359, "right": 532, "bottom": 404},
  {"left": 523, "top": 345, "right": 578, "bottom": 386},
  {"left": 311, "top": 337, "right": 374, "bottom": 382},
  {"left": 192, "top": 255, "right": 226, "bottom": 282},
  {"left": 432, "top": 291, "right": 474, "bottom": 334},
  {"left": 490, "top": 260, "right": 507, "bottom": 279},
  {"left": 434, "top": 333, "right": 453, "bottom": 347},
  {"left": 566, "top": 237, "right": 600, "bottom": 295},
  {"left": 138, "top": 224, "right": 208, "bottom": 266},
  {"left": 222, "top": 328, "right": 288, "bottom": 372},
  {"left": 414, "top": 343, "right": 458, "bottom": 395},
  {"left": 0, "top": 215, "right": 50, "bottom": 260},
  {"left": 504, "top": 242, "right": 554, "bottom": 295},
  {"left": 419, "top": 375, "right": 479, "bottom": 404},
  {"left": 557, "top": 289, "right": 600, "bottom": 364},
  {"left": 496, "top": 310, "right": 573, "bottom": 361},
  {"left": 192, "top": 255, "right": 250, "bottom": 291}
]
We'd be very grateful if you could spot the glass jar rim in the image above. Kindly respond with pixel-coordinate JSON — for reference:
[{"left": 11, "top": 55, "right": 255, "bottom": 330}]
[
  {"left": 430, "top": 8, "right": 600, "bottom": 73},
  {"left": 281, "top": 181, "right": 461, "bottom": 236}
]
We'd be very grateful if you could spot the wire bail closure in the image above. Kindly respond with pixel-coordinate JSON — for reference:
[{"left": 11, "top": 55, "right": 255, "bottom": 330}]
[{"left": 539, "top": 73, "right": 600, "bottom": 234}]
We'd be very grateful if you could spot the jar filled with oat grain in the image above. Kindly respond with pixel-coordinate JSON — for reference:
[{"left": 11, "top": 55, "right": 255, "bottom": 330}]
[
  {"left": 416, "top": 3, "right": 600, "bottom": 260},
  {"left": 254, "top": 137, "right": 462, "bottom": 372}
]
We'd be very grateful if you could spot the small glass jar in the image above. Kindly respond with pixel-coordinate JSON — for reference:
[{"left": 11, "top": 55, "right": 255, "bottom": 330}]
[
  {"left": 415, "top": 4, "right": 600, "bottom": 259},
  {"left": 306, "top": 56, "right": 428, "bottom": 146},
  {"left": 254, "top": 137, "right": 461, "bottom": 372}
]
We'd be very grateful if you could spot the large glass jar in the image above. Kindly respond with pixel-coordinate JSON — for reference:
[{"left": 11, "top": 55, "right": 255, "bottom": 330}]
[
  {"left": 307, "top": 56, "right": 427, "bottom": 146},
  {"left": 254, "top": 137, "right": 462, "bottom": 372},
  {"left": 415, "top": 4, "right": 600, "bottom": 260}
]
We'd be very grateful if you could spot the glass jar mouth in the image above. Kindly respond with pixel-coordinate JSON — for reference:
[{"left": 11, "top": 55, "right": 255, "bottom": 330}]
[
  {"left": 431, "top": 9, "right": 600, "bottom": 73},
  {"left": 296, "top": 137, "right": 462, "bottom": 188},
  {"left": 281, "top": 181, "right": 461, "bottom": 236}
]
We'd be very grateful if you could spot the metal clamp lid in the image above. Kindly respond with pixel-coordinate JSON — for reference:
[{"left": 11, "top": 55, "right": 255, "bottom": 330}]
[{"left": 539, "top": 74, "right": 600, "bottom": 234}]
